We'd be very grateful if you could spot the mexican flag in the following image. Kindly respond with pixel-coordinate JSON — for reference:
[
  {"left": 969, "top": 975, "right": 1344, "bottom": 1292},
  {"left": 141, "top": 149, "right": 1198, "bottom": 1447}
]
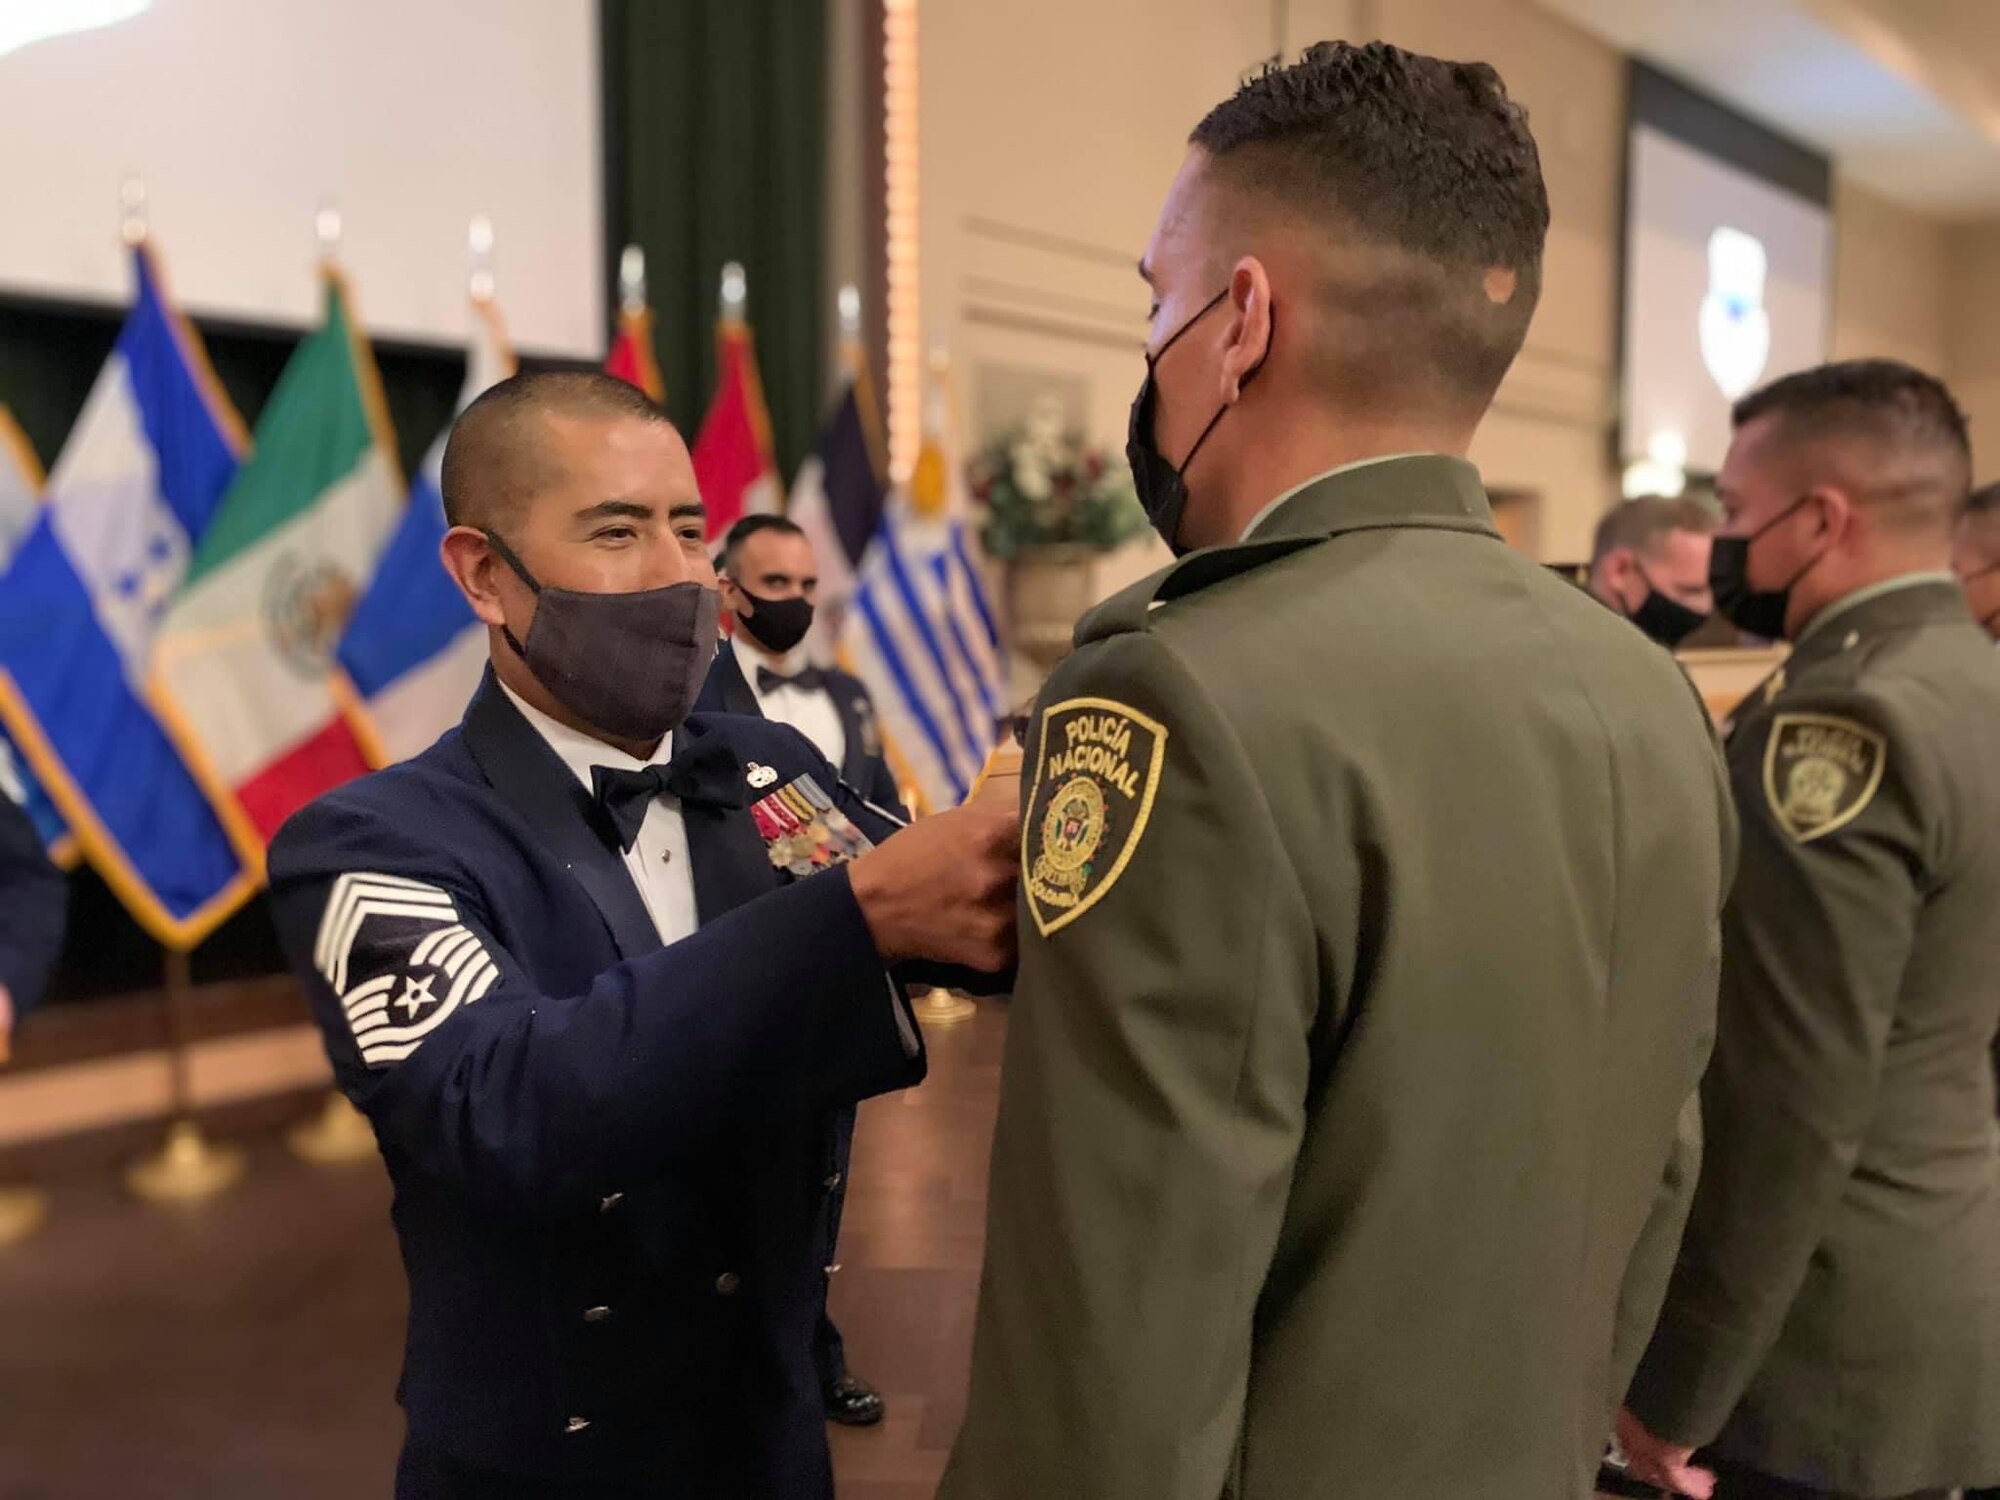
[{"left": 151, "top": 271, "right": 402, "bottom": 867}]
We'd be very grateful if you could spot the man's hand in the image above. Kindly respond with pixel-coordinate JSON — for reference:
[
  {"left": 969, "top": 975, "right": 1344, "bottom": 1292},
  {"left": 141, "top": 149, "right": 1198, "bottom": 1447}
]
[
  {"left": 1614, "top": 1407, "right": 1714, "bottom": 1498},
  {"left": 0, "top": 983, "right": 13, "bottom": 1066},
  {"left": 848, "top": 798, "right": 1019, "bottom": 972}
]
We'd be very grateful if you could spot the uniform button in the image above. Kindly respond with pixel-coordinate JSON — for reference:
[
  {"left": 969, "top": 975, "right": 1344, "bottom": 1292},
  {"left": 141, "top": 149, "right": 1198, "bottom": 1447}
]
[
  {"left": 599, "top": 1192, "right": 624, "bottom": 1212},
  {"left": 583, "top": 1305, "right": 612, "bottom": 1323},
  {"left": 823, "top": 1171, "right": 843, "bottom": 1190},
  {"left": 824, "top": 1262, "right": 842, "bottom": 1276},
  {"left": 714, "top": 1271, "right": 742, "bottom": 1296},
  {"left": 564, "top": 1416, "right": 592, "bottom": 1435}
]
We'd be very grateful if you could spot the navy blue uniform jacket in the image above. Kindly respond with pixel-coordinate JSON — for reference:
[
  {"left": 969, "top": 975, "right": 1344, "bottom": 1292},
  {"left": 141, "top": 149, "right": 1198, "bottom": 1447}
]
[
  {"left": 266, "top": 673, "right": 925, "bottom": 1495},
  {"left": 697, "top": 641, "right": 901, "bottom": 813},
  {"left": 0, "top": 785, "right": 66, "bottom": 1017}
]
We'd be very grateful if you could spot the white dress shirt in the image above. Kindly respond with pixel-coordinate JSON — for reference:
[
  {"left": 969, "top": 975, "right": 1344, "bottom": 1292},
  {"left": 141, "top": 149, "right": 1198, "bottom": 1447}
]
[
  {"left": 499, "top": 681, "right": 698, "bottom": 946},
  {"left": 736, "top": 638, "right": 846, "bottom": 770}
]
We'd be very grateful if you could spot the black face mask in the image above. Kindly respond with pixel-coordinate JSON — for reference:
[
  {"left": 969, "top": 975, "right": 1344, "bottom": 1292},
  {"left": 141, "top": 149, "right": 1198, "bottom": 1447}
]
[
  {"left": 485, "top": 531, "right": 720, "bottom": 741},
  {"left": 1626, "top": 565, "right": 1710, "bottom": 648},
  {"left": 735, "top": 588, "right": 814, "bottom": 655},
  {"left": 1127, "top": 288, "right": 1266, "bottom": 555},
  {"left": 1709, "top": 496, "right": 1824, "bottom": 641}
]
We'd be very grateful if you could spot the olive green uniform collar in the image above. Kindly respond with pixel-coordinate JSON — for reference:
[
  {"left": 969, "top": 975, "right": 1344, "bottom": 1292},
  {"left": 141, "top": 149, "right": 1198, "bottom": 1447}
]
[
  {"left": 1241, "top": 454, "right": 1498, "bottom": 544},
  {"left": 1786, "top": 573, "right": 1968, "bottom": 675}
]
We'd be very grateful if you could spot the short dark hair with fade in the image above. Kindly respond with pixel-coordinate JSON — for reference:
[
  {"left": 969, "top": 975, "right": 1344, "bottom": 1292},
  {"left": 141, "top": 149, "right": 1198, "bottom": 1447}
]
[
  {"left": 440, "top": 369, "right": 672, "bottom": 532},
  {"left": 1189, "top": 40, "right": 1549, "bottom": 403},
  {"left": 719, "top": 513, "right": 808, "bottom": 577},
  {"left": 1590, "top": 494, "right": 1719, "bottom": 565},
  {"left": 1959, "top": 480, "right": 2000, "bottom": 522},
  {"left": 1732, "top": 360, "right": 1971, "bottom": 487}
]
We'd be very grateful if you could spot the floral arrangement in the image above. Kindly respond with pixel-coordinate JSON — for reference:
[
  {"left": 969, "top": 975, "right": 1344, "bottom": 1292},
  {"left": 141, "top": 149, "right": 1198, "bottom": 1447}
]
[{"left": 971, "top": 397, "right": 1147, "bottom": 561}]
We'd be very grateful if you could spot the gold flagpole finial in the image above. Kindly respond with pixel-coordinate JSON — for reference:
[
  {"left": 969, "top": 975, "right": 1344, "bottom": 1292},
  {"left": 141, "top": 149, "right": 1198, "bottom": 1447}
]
[
  {"left": 468, "top": 214, "right": 496, "bottom": 304},
  {"left": 118, "top": 176, "right": 148, "bottom": 247},
  {"left": 618, "top": 244, "right": 647, "bottom": 317},
  {"left": 719, "top": 261, "right": 748, "bottom": 322},
  {"left": 314, "top": 202, "right": 343, "bottom": 266}
]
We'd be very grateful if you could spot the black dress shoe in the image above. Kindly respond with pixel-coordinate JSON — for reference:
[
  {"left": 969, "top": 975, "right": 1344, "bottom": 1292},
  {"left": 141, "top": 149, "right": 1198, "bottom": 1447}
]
[{"left": 824, "top": 1375, "right": 885, "bottom": 1427}]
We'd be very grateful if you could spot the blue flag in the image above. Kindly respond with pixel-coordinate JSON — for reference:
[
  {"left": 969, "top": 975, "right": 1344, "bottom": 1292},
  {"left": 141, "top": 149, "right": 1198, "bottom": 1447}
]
[
  {"left": 337, "top": 297, "right": 514, "bottom": 765},
  {"left": 0, "top": 245, "right": 252, "bottom": 947}
]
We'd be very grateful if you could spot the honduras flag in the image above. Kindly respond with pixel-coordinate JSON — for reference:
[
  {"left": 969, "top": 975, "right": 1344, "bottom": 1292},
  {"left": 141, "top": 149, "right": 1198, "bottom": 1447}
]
[
  {"left": 0, "top": 245, "right": 253, "bottom": 948},
  {"left": 0, "top": 408, "right": 71, "bottom": 859},
  {"left": 335, "top": 296, "right": 515, "bottom": 765}
]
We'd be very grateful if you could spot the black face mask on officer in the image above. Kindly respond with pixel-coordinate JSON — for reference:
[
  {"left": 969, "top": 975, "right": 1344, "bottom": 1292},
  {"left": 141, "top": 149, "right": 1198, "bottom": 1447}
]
[
  {"left": 734, "top": 588, "right": 814, "bottom": 655},
  {"left": 1624, "top": 566, "right": 1710, "bottom": 648},
  {"left": 1709, "top": 496, "right": 1828, "bottom": 641},
  {"left": 484, "top": 529, "right": 720, "bottom": 741},
  {"left": 1128, "top": 287, "right": 1267, "bottom": 555}
]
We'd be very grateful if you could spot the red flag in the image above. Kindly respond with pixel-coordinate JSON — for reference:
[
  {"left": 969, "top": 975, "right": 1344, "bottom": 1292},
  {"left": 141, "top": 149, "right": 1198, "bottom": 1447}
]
[
  {"left": 604, "top": 306, "right": 664, "bottom": 403},
  {"left": 691, "top": 319, "right": 780, "bottom": 539}
]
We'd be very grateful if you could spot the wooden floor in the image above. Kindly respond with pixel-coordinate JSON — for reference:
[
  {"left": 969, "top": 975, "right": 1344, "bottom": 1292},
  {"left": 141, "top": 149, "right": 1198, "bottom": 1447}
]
[{"left": 0, "top": 999, "right": 1006, "bottom": 1499}]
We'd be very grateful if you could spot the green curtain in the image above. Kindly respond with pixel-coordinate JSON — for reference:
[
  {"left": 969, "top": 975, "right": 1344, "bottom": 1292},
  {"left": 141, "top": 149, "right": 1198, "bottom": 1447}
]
[{"left": 603, "top": 0, "right": 829, "bottom": 479}]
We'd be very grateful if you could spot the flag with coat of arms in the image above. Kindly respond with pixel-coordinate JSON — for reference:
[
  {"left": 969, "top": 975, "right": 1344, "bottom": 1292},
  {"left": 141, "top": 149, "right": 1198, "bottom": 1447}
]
[
  {"left": 150, "top": 268, "right": 403, "bottom": 869},
  {"left": 0, "top": 244, "right": 253, "bottom": 946}
]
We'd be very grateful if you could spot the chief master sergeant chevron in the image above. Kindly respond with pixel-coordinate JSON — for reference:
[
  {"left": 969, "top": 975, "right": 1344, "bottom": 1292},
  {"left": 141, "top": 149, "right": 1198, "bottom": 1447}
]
[
  {"left": 943, "top": 41, "right": 1737, "bottom": 1500},
  {"left": 265, "top": 371, "right": 1017, "bottom": 1499}
]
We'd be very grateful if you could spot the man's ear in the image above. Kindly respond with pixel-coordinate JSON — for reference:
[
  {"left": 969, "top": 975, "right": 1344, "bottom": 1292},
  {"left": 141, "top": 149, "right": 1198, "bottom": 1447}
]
[
  {"left": 1807, "top": 485, "right": 1858, "bottom": 547},
  {"left": 440, "top": 525, "right": 509, "bottom": 628},
  {"left": 1220, "top": 255, "right": 1274, "bottom": 404}
]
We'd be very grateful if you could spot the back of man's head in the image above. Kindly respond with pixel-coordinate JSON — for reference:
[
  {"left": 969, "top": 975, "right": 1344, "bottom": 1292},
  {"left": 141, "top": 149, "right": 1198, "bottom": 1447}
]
[
  {"left": 1590, "top": 495, "right": 1718, "bottom": 570},
  {"left": 441, "top": 369, "right": 672, "bottom": 535},
  {"left": 1189, "top": 40, "right": 1549, "bottom": 418},
  {"left": 1731, "top": 359, "right": 1971, "bottom": 539}
]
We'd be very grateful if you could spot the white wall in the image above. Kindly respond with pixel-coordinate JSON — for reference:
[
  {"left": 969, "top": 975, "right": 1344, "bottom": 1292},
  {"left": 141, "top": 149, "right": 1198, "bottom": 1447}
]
[{"left": 0, "top": 0, "right": 601, "bottom": 355}]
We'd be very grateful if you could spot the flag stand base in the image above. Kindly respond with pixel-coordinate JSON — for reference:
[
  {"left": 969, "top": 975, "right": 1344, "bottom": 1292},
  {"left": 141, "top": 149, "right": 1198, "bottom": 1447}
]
[
  {"left": 0, "top": 1185, "right": 48, "bottom": 1246},
  {"left": 124, "top": 1119, "right": 246, "bottom": 1204},
  {"left": 912, "top": 988, "right": 976, "bottom": 1026},
  {"left": 287, "top": 1091, "right": 377, "bottom": 1164}
]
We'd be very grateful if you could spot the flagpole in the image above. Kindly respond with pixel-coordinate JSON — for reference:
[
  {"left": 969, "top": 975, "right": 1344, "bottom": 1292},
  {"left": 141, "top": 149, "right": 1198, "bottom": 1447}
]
[{"left": 124, "top": 946, "right": 247, "bottom": 1202}]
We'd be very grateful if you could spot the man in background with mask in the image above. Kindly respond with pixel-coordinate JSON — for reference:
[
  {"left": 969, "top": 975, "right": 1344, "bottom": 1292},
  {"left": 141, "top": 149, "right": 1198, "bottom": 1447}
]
[
  {"left": 1617, "top": 360, "right": 2000, "bottom": 1500},
  {"left": 697, "top": 512, "right": 901, "bottom": 1427},
  {"left": 1950, "top": 480, "right": 2000, "bottom": 642},
  {"left": 266, "top": 371, "right": 1017, "bottom": 1500},
  {"left": 943, "top": 41, "right": 1734, "bottom": 1500},
  {"left": 1586, "top": 494, "right": 1717, "bottom": 648}
]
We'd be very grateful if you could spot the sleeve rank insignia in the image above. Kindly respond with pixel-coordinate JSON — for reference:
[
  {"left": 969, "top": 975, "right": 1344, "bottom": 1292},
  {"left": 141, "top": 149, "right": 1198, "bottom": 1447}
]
[
  {"left": 1022, "top": 696, "right": 1167, "bottom": 937},
  {"left": 1763, "top": 712, "right": 1887, "bottom": 843},
  {"left": 750, "top": 773, "right": 875, "bottom": 877}
]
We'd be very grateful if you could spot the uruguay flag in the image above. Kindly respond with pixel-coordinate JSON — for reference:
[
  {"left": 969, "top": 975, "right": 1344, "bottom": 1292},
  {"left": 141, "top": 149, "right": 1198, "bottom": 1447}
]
[
  {"left": 335, "top": 296, "right": 515, "bottom": 765},
  {"left": 0, "top": 245, "right": 253, "bottom": 948}
]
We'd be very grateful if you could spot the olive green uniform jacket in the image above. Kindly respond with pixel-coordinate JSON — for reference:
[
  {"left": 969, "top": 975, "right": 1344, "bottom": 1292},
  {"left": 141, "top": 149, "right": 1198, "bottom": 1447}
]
[
  {"left": 1628, "top": 577, "right": 2000, "bottom": 1498},
  {"left": 941, "top": 456, "right": 1737, "bottom": 1500}
]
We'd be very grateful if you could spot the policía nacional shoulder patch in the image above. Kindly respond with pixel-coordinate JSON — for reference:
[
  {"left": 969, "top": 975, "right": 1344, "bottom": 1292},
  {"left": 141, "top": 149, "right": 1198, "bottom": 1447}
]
[
  {"left": 1023, "top": 697, "right": 1167, "bottom": 937},
  {"left": 1763, "top": 712, "right": 1887, "bottom": 843}
]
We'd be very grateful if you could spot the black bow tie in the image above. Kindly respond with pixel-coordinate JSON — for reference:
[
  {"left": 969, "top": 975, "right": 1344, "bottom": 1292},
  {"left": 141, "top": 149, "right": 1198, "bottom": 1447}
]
[
  {"left": 590, "top": 739, "right": 747, "bottom": 853},
  {"left": 757, "top": 664, "right": 825, "bottom": 695}
]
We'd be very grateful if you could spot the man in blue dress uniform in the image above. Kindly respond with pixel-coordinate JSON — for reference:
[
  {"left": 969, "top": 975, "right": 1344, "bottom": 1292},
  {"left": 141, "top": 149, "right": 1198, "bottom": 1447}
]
[
  {"left": 266, "top": 371, "right": 1016, "bottom": 1498},
  {"left": 0, "top": 739, "right": 66, "bottom": 1050},
  {"left": 699, "top": 513, "right": 901, "bottom": 1427}
]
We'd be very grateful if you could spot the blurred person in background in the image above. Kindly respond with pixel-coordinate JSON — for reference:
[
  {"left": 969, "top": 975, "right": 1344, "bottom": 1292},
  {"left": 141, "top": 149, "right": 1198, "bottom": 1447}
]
[{"left": 1586, "top": 493, "right": 1718, "bottom": 647}]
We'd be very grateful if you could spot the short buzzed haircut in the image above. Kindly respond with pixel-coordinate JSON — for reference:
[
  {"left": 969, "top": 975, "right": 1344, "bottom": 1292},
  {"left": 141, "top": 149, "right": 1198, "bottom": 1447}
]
[
  {"left": 440, "top": 369, "right": 671, "bottom": 532},
  {"left": 720, "top": 514, "right": 807, "bottom": 577},
  {"left": 1732, "top": 360, "right": 1972, "bottom": 531},
  {"left": 1189, "top": 40, "right": 1549, "bottom": 407},
  {"left": 1591, "top": 495, "right": 1718, "bottom": 566}
]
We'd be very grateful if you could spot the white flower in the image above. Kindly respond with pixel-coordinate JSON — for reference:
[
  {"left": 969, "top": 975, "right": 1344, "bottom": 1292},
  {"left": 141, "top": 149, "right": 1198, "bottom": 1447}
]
[{"left": 1016, "top": 461, "right": 1053, "bottom": 502}]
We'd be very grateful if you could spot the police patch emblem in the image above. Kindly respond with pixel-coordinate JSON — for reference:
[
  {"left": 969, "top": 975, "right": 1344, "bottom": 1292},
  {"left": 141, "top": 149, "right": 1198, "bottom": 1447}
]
[
  {"left": 313, "top": 872, "right": 500, "bottom": 1067},
  {"left": 1023, "top": 697, "right": 1166, "bottom": 937},
  {"left": 1763, "top": 712, "right": 1887, "bottom": 843}
]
